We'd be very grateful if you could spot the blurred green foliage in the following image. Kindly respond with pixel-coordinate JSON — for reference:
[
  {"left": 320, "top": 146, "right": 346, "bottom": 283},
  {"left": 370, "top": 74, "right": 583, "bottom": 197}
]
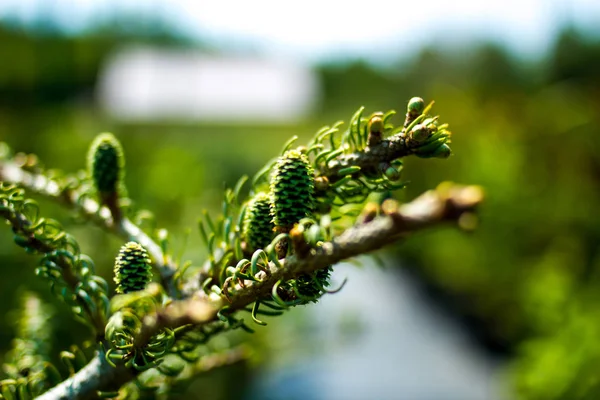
[{"left": 1, "top": 18, "right": 600, "bottom": 399}]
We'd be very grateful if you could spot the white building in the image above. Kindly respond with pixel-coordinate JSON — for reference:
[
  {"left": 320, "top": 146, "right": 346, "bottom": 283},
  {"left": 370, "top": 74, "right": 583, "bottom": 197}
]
[{"left": 97, "top": 47, "right": 319, "bottom": 123}]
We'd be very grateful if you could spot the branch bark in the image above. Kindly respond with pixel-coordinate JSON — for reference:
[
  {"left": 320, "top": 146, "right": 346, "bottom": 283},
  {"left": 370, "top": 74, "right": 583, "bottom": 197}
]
[{"left": 35, "top": 352, "right": 133, "bottom": 400}]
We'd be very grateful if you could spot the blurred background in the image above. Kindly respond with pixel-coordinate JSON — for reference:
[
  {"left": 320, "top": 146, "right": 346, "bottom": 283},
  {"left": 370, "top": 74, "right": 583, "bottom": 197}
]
[{"left": 1, "top": 0, "right": 600, "bottom": 399}]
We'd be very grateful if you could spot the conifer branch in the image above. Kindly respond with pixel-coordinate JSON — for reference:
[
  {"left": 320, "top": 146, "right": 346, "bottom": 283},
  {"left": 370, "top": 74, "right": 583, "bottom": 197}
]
[
  {"left": 0, "top": 98, "right": 477, "bottom": 400},
  {"left": 36, "top": 182, "right": 481, "bottom": 400},
  {"left": 316, "top": 100, "right": 450, "bottom": 185},
  {"left": 140, "top": 184, "right": 482, "bottom": 347},
  {"left": 0, "top": 186, "right": 107, "bottom": 338},
  {"left": 322, "top": 133, "right": 414, "bottom": 182},
  {"left": 189, "top": 182, "right": 483, "bottom": 310},
  {"left": 0, "top": 160, "right": 178, "bottom": 297}
]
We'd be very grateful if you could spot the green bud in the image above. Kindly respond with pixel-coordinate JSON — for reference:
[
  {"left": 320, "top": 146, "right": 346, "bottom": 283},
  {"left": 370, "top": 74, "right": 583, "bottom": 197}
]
[
  {"left": 270, "top": 150, "right": 315, "bottom": 230},
  {"left": 410, "top": 123, "right": 430, "bottom": 142},
  {"left": 88, "top": 133, "right": 124, "bottom": 194},
  {"left": 114, "top": 242, "right": 152, "bottom": 294},
  {"left": 385, "top": 167, "right": 400, "bottom": 181},
  {"left": 391, "top": 159, "right": 403, "bottom": 169},
  {"left": 431, "top": 144, "right": 452, "bottom": 159},
  {"left": 368, "top": 114, "right": 384, "bottom": 134},
  {"left": 243, "top": 192, "right": 274, "bottom": 251},
  {"left": 407, "top": 97, "right": 425, "bottom": 116},
  {"left": 367, "top": 113, "right": 385, "bottom": 146},
  {"left": 416, "top": 143, "right": 452, "bottom": 159}
]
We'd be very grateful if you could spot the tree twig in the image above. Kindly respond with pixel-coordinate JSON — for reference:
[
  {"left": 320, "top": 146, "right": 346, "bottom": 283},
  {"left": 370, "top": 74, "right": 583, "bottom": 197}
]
[
  {"left": 323, "top": 134, "right": 408, "bottom": 179},
  {"left": 321, "top": 132, "right": 425, "bottom": 183}
]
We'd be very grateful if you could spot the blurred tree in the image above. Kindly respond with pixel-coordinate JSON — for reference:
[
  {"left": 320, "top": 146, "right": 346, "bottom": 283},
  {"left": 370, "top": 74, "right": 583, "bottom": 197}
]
[{"left": 549, "top": 27, "right": 600, "bottom": 87}]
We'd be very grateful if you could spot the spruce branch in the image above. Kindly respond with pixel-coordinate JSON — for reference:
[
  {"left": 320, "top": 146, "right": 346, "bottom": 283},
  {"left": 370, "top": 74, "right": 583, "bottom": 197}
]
[
  {"left": 0, "top": 159, "right": 178, "bottom": 297},
  {"left": 321, "top": 120, "right": 448, "bottom": 184},
  {"left": 303, "top": 100, "right": 450, "bottom": 196},
  {"left": 223, "top": 182, "right": 484, "bottom": 310},
  {"left": 0, "top": 185, "right": 107, "bottom": 338},
  {"left": 0, "top": 99, "right": 478, "bottom": 400},
  {"left": 34, "top": 182, "right": 481, "bottom": 400},
  {"left": 322, "top": 133, "right": 414, "bottom": 181},
  {"left": 147, "top": 182, "right": 483, "bottom": 342}
]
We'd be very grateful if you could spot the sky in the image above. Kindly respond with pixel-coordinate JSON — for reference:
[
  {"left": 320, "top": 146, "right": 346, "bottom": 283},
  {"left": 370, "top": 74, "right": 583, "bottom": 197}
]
[{"left": 0, "top": 0, "right": 599, "bottom": 64}]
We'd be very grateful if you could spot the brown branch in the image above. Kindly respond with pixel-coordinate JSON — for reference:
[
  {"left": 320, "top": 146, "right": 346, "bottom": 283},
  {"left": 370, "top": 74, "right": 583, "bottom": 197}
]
[
  {"left": 0, "top": 160, "right": 178, "bottom": 297},
  {"left": 35, "top": 351, "right": 134, "bottom": 400}
]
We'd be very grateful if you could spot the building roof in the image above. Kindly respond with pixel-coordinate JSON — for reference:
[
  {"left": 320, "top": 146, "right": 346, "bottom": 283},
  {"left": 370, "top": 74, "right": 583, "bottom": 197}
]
[{"left": 97, "top": 47, "right": 319, "bottom": 122}]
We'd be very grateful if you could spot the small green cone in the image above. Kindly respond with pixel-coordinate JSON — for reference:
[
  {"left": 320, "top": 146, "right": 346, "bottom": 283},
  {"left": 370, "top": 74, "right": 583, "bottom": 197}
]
[
  {"left": 430, "top": 144, "right": 452, "bottom": 158},
  {"left": 367, "top": 113, "right": 385, "bottom": 146},
  {"left": 114, "top": 242, "right": 152, "bottom": 294},
  {"left": 88, "top": 133, "right": 124, "bottom": 195},
  {"left": 407, "top": 97, "right": 425, "bottom": 116},
  {"left": 384, "top": 166, "right": 401, "bottom": 181},
  {"left": 243, "top": 192, "right": 275, "bottom": 251},
  {"left": 410, "top": 123, "right": 430, "bottom": 143},
  {"left": 404, "top": 97, "right": 426, "bottom": 128},
  {"left": 270, "top": 149, "right": 315, "bottom": 231}
]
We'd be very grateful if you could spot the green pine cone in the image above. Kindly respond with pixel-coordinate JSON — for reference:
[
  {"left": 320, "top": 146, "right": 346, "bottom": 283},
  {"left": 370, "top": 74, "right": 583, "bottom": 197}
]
[
  {"left": 243, "top": 192, "right": 275, "bottom": 251},
  {"left": 88, "top": 133, "right": 124, "bottom": 194},
  {"left": 270, "top": 149, "right": 315, "bottom": 230},
  {"left": 114, "top": 242, "right": 153, "bottom": 294}
]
